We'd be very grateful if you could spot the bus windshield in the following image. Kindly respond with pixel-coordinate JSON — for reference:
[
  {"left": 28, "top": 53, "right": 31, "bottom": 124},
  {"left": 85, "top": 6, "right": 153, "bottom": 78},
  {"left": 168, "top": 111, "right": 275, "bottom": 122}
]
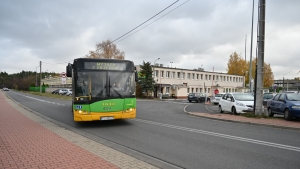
[{"left": 74, "top": 71, "right": 135, "bottom": 101}]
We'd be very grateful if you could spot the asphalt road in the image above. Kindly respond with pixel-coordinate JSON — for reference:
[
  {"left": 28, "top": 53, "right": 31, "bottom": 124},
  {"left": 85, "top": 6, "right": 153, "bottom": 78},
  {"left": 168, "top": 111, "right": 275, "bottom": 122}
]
[{"left": 6, "top": 90, "right": 300, "bottom": 169}]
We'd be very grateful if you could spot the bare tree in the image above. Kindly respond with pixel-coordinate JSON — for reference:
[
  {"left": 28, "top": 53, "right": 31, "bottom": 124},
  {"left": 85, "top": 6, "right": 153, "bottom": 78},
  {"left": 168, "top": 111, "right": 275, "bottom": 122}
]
[{"left": 86, "top": 40, "right": 125, "bottom": 60}]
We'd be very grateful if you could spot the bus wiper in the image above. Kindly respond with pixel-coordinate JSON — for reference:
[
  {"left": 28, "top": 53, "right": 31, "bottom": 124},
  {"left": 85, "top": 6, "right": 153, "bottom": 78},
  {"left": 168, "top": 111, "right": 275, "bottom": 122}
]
[
  {"left": 96, "top": 87, "right": 106, "bottom": 97},
  {"left": 111, "top": 88, "right": 124, "bottom": 98}
]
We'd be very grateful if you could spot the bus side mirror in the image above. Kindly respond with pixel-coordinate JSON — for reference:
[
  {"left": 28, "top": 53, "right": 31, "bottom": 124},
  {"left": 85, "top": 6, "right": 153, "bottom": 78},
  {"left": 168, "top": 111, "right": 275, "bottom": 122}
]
[
  {"left": 66, "top": 64, "right": 72, "bottom": 77},
  {"left": 135, "top": 67, "right": 138, "bottom": 82}
]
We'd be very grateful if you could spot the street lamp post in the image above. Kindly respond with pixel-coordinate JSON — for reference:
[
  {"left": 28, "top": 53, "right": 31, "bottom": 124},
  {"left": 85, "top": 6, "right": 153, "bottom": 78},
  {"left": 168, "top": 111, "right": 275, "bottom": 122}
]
[
  {"left": 153, "top": 58, "right": 160, "bottom": 98},
  {"left": 283, "top": 71, "right": 291, "bottom": 92},
  {"left": 36, "top": 66, "right": 40, "bottom": 86}
]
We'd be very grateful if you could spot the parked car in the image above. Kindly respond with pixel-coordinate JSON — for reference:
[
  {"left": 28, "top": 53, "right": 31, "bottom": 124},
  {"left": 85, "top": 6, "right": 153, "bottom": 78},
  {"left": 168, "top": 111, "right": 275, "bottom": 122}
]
[
  {"left": 211, "top": 93, "right": 225, "bottom": 105},
  {"left": 219, "top": 93, "right": 254, "bottom": 114},
  {"left": 2, "top": 87, "right": 9, "bottom": 91},
  {"left": 187, "top": 92, "right": 206, "bottom": 103},
  {"left": 51, "top": 89, "right": 61, "bottom": 94},
  {"left": 266, "top": 93, "right": 300, "bottom": 120},
  {"left": 58, "top": 89, "right": 69, "bottom": 95},
  {"left": 65, "top": 89, "right": 72, "bottom": 96},
  {"left": 262, "top": 92, "right": 276, "bottom": 107}
]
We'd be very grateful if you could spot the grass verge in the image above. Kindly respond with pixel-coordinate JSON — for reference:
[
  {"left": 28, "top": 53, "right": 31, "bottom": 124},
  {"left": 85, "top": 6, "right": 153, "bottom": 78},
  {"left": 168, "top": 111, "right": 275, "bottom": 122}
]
[{"left": 22, "top": 91, "right": 72, "bottom": 101}]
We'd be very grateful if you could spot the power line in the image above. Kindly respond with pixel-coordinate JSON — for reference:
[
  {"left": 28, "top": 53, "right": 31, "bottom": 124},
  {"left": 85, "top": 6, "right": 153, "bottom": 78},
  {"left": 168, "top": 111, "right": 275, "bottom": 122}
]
[
  {"left": 47, "top": 1, "right": 185, "bottom": 65},
  {"left": 111, "top": 0, "right": 180, "bottom": 44},
  {"left": 114, "top": 0, "right": 190, "bottom": 44}
]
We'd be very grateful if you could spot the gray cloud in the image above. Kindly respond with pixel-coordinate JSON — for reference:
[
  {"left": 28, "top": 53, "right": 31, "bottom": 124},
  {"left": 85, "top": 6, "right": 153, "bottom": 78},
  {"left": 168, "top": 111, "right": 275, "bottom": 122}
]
[{"left": 0, "top": 0, "right": 299, "bottom": 80}]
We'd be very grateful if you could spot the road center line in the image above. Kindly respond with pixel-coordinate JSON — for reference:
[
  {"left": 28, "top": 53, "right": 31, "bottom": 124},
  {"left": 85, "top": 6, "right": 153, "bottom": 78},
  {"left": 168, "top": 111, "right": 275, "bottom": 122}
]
[{"left": 132, "top": 118, "right": 300, "bottom": 152}]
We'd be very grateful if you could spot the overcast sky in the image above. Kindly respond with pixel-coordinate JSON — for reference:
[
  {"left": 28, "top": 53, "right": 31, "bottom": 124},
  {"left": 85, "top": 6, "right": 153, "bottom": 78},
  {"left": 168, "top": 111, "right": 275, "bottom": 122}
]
[{"left": 1, "top": 0, "right": 299, "bottom": 80}]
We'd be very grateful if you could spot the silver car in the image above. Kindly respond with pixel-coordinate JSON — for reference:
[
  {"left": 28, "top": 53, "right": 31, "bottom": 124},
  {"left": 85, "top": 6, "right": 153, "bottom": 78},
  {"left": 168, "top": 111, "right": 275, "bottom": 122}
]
[{"left": 211, "top": 93, "right": 225, "bottom": 105}]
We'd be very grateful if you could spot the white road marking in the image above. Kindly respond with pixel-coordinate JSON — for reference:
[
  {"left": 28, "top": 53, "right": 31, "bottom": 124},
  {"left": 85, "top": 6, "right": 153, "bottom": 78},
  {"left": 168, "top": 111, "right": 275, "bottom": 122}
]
[
  {"left": 14, "top": 92, "right": 66, "bottom": 106},
  {"left": 132, "top": 118, "right": 300, "bottom": 152},
  {"left": 137, "top": 100, "right": 191, "bottom": 105}
]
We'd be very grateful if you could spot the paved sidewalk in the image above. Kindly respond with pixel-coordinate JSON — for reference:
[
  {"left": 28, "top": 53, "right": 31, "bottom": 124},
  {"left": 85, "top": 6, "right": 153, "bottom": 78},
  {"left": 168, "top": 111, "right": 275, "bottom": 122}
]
[
  {"left": 0, "top": 91, "right": 158, "bottom": 169},
  {"left": 186, "top": 104, "right": 300, "bottom": 130}
]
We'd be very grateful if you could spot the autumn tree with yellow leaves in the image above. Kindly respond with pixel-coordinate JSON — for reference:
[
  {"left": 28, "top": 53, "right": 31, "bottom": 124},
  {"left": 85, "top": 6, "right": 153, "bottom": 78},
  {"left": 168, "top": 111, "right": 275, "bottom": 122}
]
[
  {"left": 227, "top": 52, "right": 274, "bottom": 87},
  {"left": 86, "top": 39, "right": 125, "bottom": 60}
]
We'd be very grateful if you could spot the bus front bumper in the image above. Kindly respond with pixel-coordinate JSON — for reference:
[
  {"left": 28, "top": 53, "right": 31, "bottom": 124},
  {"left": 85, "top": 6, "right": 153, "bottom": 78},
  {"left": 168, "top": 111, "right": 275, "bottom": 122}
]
[{"left": 73, "top": 109, "right": 136, "bottom": 121}]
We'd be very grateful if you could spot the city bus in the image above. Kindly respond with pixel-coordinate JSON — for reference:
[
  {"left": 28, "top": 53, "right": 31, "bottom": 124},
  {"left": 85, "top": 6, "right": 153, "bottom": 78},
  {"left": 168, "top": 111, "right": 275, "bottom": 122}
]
[{"left": 66, "top": 58, "right": 138, "bottom": 121}]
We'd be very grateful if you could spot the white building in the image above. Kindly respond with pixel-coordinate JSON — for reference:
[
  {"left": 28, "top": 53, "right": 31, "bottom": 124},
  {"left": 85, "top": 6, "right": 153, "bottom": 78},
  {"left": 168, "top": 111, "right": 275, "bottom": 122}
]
[{"left": 136, "top": 64, "right": 247, "bottom": 99}]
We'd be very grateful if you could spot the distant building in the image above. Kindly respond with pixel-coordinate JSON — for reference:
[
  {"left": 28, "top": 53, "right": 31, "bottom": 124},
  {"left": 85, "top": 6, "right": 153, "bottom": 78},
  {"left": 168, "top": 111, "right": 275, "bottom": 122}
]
[
  {"left": 136, "top": 64, "right": 247, "bottom": 99},
  {"left": 273, "top": 79, "right": 300, "bottom": 92}
]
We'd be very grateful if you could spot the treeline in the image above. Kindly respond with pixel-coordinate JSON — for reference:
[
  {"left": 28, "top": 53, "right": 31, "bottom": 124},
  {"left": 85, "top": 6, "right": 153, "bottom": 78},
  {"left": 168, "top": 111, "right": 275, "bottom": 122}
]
[{"left": 0, "top": 71, "right": 56, "bottom": 90}]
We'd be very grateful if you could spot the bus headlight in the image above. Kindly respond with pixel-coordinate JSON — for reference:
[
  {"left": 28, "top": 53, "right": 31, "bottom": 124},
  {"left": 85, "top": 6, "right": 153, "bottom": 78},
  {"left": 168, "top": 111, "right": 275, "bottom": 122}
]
[
  {"left": 78, "top": 110, "right": 89, "bottom": 114},
  {"left": 125, "top": 108, "right": 133, "bottom": 112}
]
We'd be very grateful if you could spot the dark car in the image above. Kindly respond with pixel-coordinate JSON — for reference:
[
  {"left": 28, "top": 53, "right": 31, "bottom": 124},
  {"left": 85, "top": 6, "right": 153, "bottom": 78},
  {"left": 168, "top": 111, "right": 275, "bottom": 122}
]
[
  {"left": 51, "top": 89, "right": 61, "bottom": 94},
  {"left": 262, "top": 93, "right": 276, "bottom": 106},
  {"left": 267, "top": 93, "right": 300, "bottom": 120},
  {"left": 188, "top": 92, "right": 206, "bottom": 103}
]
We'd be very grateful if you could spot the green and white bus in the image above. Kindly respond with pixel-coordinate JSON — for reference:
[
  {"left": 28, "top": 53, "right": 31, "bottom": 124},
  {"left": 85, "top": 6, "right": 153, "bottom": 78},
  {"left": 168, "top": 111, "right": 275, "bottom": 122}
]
[{"left": 66, "top": 58, "right": 138, "bottom": 122}]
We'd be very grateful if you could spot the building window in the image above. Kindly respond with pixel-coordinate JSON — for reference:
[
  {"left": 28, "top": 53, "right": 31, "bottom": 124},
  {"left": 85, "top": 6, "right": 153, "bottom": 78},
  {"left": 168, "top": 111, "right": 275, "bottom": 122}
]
[
  {"left": 227, "top": 76, "right": 229, "bottom": 82},
  {"left": 161, "top": 71, "right": 164, "bottom": 78},
  {"left": 171, "top": 72, "right": 175, "bottom": 78},
  {"left": 196, "top": 88, "right": 198, "bottom": 92},
  {"left": 216, "top": 75, "right": 218, "bottom": 81},
  {"left": 192, "top": 73, "right": 195, "bottom": 80},
  {"left": 187, "top": 73, "right": 190, "bottom": 79},
  {"left": 230, "top": 77, "right": 232, "bottom": 82},
  {"left": 208, "top": 88, "right": 210, "bottom": 94},
  {"left": 177, "top": 72, "right": 180, "bottom": 79},
  {"left": 166, "top": 71, "right": 170, "bottom": 78},
  {"left": 205, "top": 74, "right": 208, "bottom": 80},
  {"left": 182, "top": 72, "right": 185, "bottom": 79},
  {"left": 154, "top": 70, "right": 158, "bottom": 77},
  {"left": 200, "top": 88, "right": 203, "bottom": 93},
  {"left": 196, "top": 74, "right": 199, "bottom": 80},
  {"left": 187, "top": 88, "right": 190, "bottom": 93},
  {"left": 191, "top": 88, "right": 194, "bottom": 93},
  {"left": 209, "top": 75, "right": 211, "bottom": 81},
  {"left": 166, "top": 87, "right": 170, "bottom": 93},
  {"left": 200, "top": 74, "right": 203, "bottom": 80}
]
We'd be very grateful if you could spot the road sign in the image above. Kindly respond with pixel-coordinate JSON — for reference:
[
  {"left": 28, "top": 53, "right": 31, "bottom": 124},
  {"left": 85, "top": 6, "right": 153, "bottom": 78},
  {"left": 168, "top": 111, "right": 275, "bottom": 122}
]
[{"left": 61, "top": 72, "right": 66, "bottom": 78}]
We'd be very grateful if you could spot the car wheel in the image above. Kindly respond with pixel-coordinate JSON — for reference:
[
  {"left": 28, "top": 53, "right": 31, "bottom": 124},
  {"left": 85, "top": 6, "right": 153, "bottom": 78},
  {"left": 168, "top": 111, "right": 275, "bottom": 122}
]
[
  {"left": 188, "top": 100, "right": 191, "bottom": 102},
  {"left": 219, "top": 105, "right": 223, "bottom": 113},
  {"left": 198, "top": 99, "right": 201, "bottom": 103},
  {"left": 232, "top": 107, "right": 237, "bottom": 115},
  {"left": 284, "top": 109, "right": 292, "bottom": 121},
  {"left": 267, "top": 108, "right": 274, "bottom": 117}
]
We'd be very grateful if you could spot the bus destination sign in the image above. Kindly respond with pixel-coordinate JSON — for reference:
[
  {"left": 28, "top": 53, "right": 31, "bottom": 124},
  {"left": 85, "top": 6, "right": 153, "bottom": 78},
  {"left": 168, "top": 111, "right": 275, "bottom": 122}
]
[{"left": 84, "top": 62, "right": 126, "bottom": 70}]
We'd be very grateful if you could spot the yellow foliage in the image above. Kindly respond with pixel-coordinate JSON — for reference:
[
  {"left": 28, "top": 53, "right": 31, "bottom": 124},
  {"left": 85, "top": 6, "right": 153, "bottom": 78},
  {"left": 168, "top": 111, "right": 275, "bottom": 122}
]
[
  {"left": 227, "top": 52, "right": 274, "bottom": 87},
  {"left": 86, "top": 39, "right": 125, "bottom": 60}
]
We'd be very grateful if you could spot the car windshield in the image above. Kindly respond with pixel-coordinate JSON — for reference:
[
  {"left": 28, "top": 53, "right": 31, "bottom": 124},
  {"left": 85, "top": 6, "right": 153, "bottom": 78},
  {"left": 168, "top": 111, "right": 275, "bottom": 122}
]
[
  {"left": 215, "top": 94, "right": 223, "bottom": 97},
  {"left": 286, "top": 94, "right": 300, "bottom": 101},
  {"left": 263, "top": 94, "right": 274, "bottom": 99},
  {"left": 232, "top": 93, "right": 254, "bottom": 101},
  {"left": 188, "top": 93, "right": 195, "bottom": 96}
]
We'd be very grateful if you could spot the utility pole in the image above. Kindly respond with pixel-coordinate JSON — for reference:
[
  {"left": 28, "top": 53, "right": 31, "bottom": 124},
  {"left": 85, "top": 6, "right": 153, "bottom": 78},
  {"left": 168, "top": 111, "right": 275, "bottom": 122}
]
[
  {"left": 40, "top": 61, "right": 42, "bottom": 93},
  {"left": 245, "top": 34, "right": 247, "bottom": 61},
  {"left": 249, "top": 0, "right": 255, "bottom": 94},
  {"left": 254, "top": 0, "right": 265, "bottom": 115}
]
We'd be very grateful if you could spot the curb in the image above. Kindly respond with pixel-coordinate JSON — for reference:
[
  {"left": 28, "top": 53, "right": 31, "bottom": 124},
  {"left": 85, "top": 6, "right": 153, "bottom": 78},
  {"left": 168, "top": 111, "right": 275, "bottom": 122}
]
[{"left": 183, "top": 104, "right": 300, "bottom": 131}]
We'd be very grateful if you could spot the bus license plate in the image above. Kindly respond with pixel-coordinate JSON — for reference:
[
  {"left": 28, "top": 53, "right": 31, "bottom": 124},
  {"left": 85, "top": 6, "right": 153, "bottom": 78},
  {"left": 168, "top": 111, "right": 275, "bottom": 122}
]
[{"left": 100, "top": 116, "right": 114, "bottom": 120}]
